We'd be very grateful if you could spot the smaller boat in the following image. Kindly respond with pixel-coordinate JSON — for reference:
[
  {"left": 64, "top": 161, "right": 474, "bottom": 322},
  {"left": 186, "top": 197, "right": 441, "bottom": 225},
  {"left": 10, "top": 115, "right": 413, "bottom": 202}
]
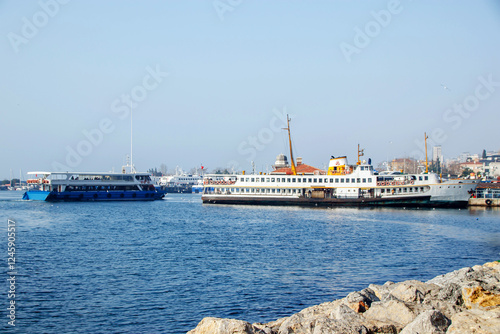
[
  {"left": 468, "top": 182, "right": 500, "bottom": 207},
  {"left": 23, "top": 170, "right": 166, "bottom": 202}
]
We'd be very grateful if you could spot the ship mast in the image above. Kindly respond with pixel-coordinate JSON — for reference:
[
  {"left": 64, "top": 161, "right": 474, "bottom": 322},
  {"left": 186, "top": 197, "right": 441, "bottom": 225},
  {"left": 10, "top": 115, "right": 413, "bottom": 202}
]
[
  {"left": 424, "top": 132, "right": 429, "bottom": 174},
  {"left": 130, "top": 107, "right": 135, "bottom": 173},
  {"left": 357, "top": 144, "right": 364, "bottom": 165},
  {"left": 284, "top": 115, "right": 297, "bottom": 175}
]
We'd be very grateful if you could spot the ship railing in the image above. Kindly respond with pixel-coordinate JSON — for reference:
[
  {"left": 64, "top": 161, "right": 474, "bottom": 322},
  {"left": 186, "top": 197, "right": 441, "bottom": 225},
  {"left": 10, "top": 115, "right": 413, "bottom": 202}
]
[
  {"left": 203, "top": 180, "right": 236, "bottom": 186},
  {"left": 376, "top": 180, "right": 415, "bottom": 187}
]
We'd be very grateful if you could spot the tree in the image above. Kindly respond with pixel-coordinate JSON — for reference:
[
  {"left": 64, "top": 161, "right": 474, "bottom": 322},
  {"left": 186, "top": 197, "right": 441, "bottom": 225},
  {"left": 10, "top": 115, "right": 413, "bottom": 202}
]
[
  {"left": 147, "top": 168, "right": 162, "bottom": 176},
  {"left": 213, "top": 168, "right": 230, "bottom": 174},
  {"left": 461, "top": 168, "right": 472, "bottom": 178}
]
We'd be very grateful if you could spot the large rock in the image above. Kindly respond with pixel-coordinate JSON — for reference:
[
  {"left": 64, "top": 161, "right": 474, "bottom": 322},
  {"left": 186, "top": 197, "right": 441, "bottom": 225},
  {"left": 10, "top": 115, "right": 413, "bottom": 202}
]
[
  {"left": 447, "top": 308, "right": 500, "bottom": 334},
  {"left": 187, "top": 317, "right": 266, "bottom": 334},
  {"left": 399, "top": 310, "right": 450, "bottom": 334}
]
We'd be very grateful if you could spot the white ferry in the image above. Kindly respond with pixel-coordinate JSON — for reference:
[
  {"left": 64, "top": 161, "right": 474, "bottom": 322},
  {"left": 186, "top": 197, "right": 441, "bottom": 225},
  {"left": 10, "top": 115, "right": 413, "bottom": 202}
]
[
  {"left": 158, "top": 167, "right": 203, "bottom": 193},
  {"left": 23, "top": 169, "right": 166, "bottom": 201},
  {"left": 201, "top": 116, "right": 478, "bottom": 208}
]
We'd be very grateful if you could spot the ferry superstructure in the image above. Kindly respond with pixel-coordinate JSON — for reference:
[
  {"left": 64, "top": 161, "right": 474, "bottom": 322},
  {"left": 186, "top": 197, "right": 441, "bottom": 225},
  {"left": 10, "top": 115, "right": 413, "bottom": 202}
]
[
  {"left": 23, "top": 171, "right": 166, "bottom": 201},
  {"left": 201, "top": 116, "right": 478, "bottom": 208}
]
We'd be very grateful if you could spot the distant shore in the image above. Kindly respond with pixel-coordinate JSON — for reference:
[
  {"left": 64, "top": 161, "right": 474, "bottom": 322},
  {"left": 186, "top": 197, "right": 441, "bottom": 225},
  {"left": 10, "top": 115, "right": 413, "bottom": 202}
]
[{"left": 188, "top": 261, "right": 500, "bottom": 334}]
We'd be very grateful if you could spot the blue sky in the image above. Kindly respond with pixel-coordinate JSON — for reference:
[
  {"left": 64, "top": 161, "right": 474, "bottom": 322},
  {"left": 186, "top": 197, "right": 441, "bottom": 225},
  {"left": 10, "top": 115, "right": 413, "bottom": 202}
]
[{"left": 1, "top": 0, "right": 499, "bottom": 179}]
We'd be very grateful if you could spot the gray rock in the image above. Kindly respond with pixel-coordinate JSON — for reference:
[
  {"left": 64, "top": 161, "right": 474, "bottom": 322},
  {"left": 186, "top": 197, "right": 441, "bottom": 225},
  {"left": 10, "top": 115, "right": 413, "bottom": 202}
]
[
  {"left": 399, "top": 310, "right": 450, "bottom": 334},
  {"left": 187, "top": 317, "right": 266, "bottom": 334},
  {"left": 447, "top": 308, "right": 500, "bottom": 334},
  {"left": 363, "top": 299, "right": 416, "bottom": 329}
]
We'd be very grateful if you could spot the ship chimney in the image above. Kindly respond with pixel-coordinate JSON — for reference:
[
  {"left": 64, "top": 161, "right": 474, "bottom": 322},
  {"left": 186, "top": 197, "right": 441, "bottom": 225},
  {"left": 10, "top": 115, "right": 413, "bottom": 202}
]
[{"left": 296, "top": 157, "right": 303, "bottom": 165}]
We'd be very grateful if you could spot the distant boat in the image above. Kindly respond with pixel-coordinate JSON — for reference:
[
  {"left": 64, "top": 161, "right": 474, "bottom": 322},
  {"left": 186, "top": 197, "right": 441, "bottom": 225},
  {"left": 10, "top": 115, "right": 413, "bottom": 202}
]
[
  {"left": 158, "top": 167, "right": 203, "bottom": 194},
  {"left": 192, "top": 180, "right": 204, "bottom": 194},
  {"left": 23, "top": 169, "right": 166, "bottom": 202}
]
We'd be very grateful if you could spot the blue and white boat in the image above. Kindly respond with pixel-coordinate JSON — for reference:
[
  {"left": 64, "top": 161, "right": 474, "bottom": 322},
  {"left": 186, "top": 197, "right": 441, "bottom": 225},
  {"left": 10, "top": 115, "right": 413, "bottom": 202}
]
[{"left": 23, "top": 170, "right": 166, "bottom": 202}]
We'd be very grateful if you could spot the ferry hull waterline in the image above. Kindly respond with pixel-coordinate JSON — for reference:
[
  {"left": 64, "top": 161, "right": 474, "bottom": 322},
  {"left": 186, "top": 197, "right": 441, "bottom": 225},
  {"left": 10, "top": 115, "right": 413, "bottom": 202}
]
[{"left": 201, "top": 116, "right": 478, "bottom": 209}]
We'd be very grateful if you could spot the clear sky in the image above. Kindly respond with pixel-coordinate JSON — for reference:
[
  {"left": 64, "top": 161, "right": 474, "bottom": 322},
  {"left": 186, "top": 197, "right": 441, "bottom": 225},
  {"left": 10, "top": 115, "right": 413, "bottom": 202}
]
[{"left": 1, "top": 0, "right": 499, "bottom": 179}]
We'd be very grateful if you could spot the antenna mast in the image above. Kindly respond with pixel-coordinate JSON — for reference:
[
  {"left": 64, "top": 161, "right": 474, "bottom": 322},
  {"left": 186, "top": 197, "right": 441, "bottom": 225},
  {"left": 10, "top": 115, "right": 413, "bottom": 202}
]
[
  {"left": 357, "top": 144, "right": 364, "bottom": 165},
  {"left": 424, "top": 132, "right": 429, "bottom": 174},
  {"left": 284, "top": 115, "right": 297, "bottom": 175}
]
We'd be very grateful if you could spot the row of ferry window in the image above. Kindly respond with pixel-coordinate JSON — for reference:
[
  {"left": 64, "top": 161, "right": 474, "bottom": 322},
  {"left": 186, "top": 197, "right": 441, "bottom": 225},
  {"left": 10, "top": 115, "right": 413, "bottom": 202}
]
[
  {"left": 227, "top": 188, "right": 298, "bottom": 194},
  {"left": 381, "top": 187, "right": 425, "bottom": 194},
  {"left": 239, "top": 177, "right": 373, "bottom": 184}
]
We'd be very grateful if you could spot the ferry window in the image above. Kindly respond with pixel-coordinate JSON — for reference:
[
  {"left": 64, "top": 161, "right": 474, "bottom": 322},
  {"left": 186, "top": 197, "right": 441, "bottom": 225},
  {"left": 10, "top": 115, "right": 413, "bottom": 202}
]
[
  {"left": 308, "top": 178, "right": 312, "bottom": 182},
  {"left": 286, "top": 178, "right": 290, "bottom": 183},
  {"left": 256, "top": 178, "right": 260, "bottom": 182},
  {"left": 419, "top": 176, "right": 422, "bottom": 181},
  {"left": 261, "top": 178, "right": 265, "bottom": 182},
  {"left": 277, "top": 189, "right": 280, "bottom": 193},
  {"left": 420, "top": 187, "right": 424, "bottom": 192},
  {"left": 292, "top": 178, "right": 296, "bottom": 182},
  {"left": 251, "top": 178, "right": 255, "bottom": 182},
  {"left": 346, "top": 178, "right": 350, "bottom": 183},
  {"left": 251, "top": 189, "right": 255, "bottom": 193},
  {"left": 381, "top": 189, "right": 385, "bottom": 193},
  {"left": 313, "top": 178, "right": 317, "bottom": 183},
  {"left": 266, "top": 178, "right": 270, "bottom": 182},
  {"left": 362, "top": 178, "right": 366, "bottom": 183},
  {"left": 271, "top": 178, "right": 275, "bottom": 182},
  {"left": 424, "top": 176, "right": 428, "bottom": 181},
  {"left": 318, "top": 178, "right": 322, "bottom": 183},
  {"left": 403, "top": 188, "right": 407, "bottom": 193},
  {"left": 352, "top": 178, "right": 356, "bottom": 183},
  {"left": 335, "top": 178, "right": 339, "bottom": 183},
  {"left": 303, "top": 178, "right": 307, "bottom": 182},
  {"left": 272, "top": 189, "right": 275, "bottom": 193},
  {"left": 341, "top": 178, "right": 344, "bottom": 183},
  {"left": 409, "top": 188, "right": 413, "bottom": 192},
  {"left": 368, "top": 178, "right": 372, "bottom": 183}
]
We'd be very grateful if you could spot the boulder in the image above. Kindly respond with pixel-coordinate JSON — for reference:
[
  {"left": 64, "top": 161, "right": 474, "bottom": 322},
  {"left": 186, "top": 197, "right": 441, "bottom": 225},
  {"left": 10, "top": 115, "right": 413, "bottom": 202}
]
[
  {"left": 363, "top": 299, "right": 416, "bottom": 330},
  {"left": 400, "top": 310, "right": 450, "bottom": 334},
  {"left": 187, "top": 317, "right": 266, "bottom": 334},
  {"left": 447, "top": 308, "right": 500, "bottom": 334}
]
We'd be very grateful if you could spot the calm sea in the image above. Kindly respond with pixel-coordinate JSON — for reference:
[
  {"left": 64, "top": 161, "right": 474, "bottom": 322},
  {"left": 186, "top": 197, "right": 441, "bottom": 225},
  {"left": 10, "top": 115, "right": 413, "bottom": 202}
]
[{"left": 1, "top": 191, "right": 499, "bottom": 333}]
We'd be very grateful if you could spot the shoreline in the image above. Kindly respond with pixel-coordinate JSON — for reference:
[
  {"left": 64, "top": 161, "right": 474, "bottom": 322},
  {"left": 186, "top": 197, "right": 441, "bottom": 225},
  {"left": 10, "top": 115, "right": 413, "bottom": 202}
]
[{"left": 188, "top": 261, "right": 500, "bottom": 334}]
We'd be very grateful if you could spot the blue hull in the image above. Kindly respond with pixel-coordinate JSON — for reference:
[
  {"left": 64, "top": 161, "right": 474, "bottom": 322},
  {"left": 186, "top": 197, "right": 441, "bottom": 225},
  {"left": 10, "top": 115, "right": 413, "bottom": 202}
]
[
  {"left": 23, "top": 190, "right": 166, "bottom": 201},
  {"left": 22, "top": 190, "right": 51, "bottom": 201}
]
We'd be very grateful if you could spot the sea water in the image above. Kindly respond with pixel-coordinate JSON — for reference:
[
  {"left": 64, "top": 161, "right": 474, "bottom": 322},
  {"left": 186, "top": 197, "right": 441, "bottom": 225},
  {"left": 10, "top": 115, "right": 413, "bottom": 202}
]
[{"left": 1, "top": 192, "right": 499, "bottom": 333}]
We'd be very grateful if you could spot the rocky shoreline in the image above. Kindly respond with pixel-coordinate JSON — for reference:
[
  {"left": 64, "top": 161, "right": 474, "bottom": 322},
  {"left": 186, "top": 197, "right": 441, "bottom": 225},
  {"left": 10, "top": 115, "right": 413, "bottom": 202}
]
[{"left": 188, "top": 261, "right": 500, "bottom": 334}]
